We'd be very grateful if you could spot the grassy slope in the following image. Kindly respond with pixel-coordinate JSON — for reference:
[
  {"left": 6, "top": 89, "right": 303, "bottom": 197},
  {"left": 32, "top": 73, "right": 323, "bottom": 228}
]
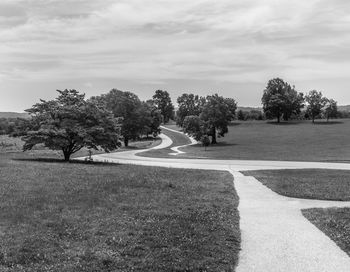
[
  {"left": 0, "top": 151, "right": 240, "bottom": 271},
  {"left": 302, "top": 208, "right": 350, "bottom": 256},
  {"left": 178, "top": 120, "right": 350, "bottom": 162},
  {"left": 242, "top": 169, "right": 350, "bottom": 201}
]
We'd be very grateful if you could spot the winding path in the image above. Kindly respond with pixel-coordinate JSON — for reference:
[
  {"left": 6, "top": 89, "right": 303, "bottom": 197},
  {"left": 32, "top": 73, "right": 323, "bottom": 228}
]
[{"left": 86, "top": 130, "right": 350, "bottom": 272}]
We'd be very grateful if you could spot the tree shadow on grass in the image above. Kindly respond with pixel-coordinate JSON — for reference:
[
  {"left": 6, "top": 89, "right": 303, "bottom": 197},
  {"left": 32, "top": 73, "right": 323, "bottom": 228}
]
[
  {"left": 313, "top": 121, "right": 344, "bottom": 125},
  {"left": 12, "top": 157, "right": 120, "bottom": 166},
  {"left": 266, "top": 121, "right": 302, "bottom": 125}
]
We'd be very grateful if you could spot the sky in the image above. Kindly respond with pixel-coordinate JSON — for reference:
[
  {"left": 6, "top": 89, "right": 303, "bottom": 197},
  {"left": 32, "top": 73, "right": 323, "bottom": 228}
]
[{"left": 1, "top": 0, "right": 350, "bottom": 112}]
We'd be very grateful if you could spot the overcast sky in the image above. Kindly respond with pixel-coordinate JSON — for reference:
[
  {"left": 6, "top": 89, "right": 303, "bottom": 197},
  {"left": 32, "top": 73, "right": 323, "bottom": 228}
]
[{"left": 1, "top": 0, "right": 350, "bottom": 111}]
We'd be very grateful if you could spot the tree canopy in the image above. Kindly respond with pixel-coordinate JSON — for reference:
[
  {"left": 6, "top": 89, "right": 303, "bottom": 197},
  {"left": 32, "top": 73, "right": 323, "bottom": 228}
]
[
  {"left": 152, "top": 90, "right": 174, "bottom": 123},
  {"left": 324, "top": 99, "right": 338, "bottom": 121},
  {"left": 181, "top": 93, "right": 237, "bottom": 144},
  {"left": 23, "top": 89, "right": 121, "bottom": 161},
  {"left": 93, "top": 89, "right": 161, "bottom": 146},
  {"left": 176, "top": 93, "right": 204, "bottom": 127},
  {"left": 305, "top": 90, "right": 328, "bottom": 123},
  {"left": 262, "top": 78, "right": 304, "bottom": 122}
]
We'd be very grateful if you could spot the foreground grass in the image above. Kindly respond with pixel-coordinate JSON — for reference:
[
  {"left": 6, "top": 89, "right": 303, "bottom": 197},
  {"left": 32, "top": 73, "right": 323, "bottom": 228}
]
[
  {"left": 178, "top": 120, "right": 350, "bottom": 162},
  {"left": 302, "top": 208, "right": 350, "bottom": 256},
  {"left": 0, "top": 152, "right": 240, "bottom": 271},
  {"left": 242, "top": 169, "right": 350, "bottom": 200}
]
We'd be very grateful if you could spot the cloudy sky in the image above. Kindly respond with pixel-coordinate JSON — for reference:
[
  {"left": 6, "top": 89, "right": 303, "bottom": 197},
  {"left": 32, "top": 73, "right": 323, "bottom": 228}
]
[{"left": 1, "top": 0, "right": 350, "bottom": 111}]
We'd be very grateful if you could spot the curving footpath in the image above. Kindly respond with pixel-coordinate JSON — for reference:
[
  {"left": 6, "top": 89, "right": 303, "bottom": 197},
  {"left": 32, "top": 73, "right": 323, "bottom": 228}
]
[{"left": 85, "top": 131, "right": 350, "bottom": 272}]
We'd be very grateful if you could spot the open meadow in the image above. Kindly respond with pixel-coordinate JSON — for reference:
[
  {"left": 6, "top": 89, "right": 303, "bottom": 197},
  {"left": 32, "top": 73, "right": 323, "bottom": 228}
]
[
  {"left": 0, "top": 137, "right": 240, "bottom": 272},
  {"left": 168, "top": 119, "right": 350, "bottom": 162}
]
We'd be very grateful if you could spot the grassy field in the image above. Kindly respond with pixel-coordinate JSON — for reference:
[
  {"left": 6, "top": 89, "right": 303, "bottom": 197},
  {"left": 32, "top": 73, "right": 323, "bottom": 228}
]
[
  {"left": 0, "top": 134, "right": 160, "bottom": 159},
  {"left": 242, "top": 169, "right": 350, "bottom": 201},
  {"left": 169, "top": 119, "right": 350, "bottom": 162},
  {"left": 0, "top": 148, "right": 240, "bottom": 271},
  {"left": 302, "top": 208, "right": 350, "bottom": 256}
]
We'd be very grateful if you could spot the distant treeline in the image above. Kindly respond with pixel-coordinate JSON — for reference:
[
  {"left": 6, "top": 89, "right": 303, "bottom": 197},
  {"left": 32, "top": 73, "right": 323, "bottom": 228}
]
[
  {"left": 0, "top": 118, "right": 30, "bottom": 135},
  {"left": 236, "top": 109, "right": 350, "bottom": 121}
]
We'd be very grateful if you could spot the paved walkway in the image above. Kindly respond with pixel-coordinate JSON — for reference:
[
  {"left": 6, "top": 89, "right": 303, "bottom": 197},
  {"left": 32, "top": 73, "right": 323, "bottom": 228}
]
[{"left": 83, "top": 132, "right": 350, "bottom": 272}]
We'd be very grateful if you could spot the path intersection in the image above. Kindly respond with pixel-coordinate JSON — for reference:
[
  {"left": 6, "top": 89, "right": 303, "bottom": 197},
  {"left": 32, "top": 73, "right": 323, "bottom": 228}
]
[{"left": 84, "top": 130, "right": 350, "bottom": 272}]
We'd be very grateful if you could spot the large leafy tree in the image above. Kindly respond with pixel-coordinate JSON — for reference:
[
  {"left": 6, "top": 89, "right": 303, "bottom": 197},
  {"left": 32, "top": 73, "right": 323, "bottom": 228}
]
[
  {"left": 176, "top": 93, "right": 203, "bottom": 127},
  {"left": 324, "top": 98, "right": 338, "bottom": 121},
  {"left": 96, "top": 89, "right": 142, "bottom": 147},
  {"left": 200, "top": 94, "right": 237, "bottom": 144},
  {"left": 94, "top": 89, "right": 161, "bottom": 146},
  {"left": 181, "top": 94, "right": 237, "bottom": 144},
  {"left": 262, "top": 78, "right": 304, "bottom": 123},
  {"left": 182, "top": 115, "right": 207, "bottom": 141},
  {"left": 305, "top": 90, "right": 328, "bottom": 123},
  {"left": 22, "top": 89, "right": 121, "bottom": 161},
  {"left": 152, "top": 90, "right": 174, "bottom": 123},
  {"left": 139, "top": 101, "right": 162, "bottom": 137}
]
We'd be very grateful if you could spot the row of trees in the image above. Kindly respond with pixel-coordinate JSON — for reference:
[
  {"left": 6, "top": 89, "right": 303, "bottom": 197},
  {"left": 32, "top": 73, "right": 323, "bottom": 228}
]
[
  {"left": 5, "top": 80, "right": 348, "bottom": 160},
  {"left": 262, "top": 78, "right": 339, "bottom": 123},
  {"left": 176, "top": 93, "right": 237, "bottom": 144},
  {"left": 17, "top": 89, "right": 176, "bottom": 161}
]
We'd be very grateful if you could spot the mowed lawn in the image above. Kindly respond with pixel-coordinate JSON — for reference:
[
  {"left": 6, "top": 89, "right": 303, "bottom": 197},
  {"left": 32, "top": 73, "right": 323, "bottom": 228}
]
[
  {"left": 303, "top": 208, "right": 350, "bottom": 257},
  {"left": 177, "top": 119, "right": 350, "bottom": 162},
  {"left": 242, "top": 169, "right": 350, "bottom": 201},
  {"left": 0, "top": 151, "right": 240, "bottom": 272}
]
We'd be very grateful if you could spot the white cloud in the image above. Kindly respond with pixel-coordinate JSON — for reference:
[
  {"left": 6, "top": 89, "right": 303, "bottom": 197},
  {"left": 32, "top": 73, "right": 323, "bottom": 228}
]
[{"left": 1, "top": 0, "right": 350, "bottom": 111}]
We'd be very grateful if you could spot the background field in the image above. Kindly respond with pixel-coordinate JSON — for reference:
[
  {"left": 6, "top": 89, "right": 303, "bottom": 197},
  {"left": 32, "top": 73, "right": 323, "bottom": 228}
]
[
  {"left": 0, "top": 145, "right": 240, "bottom": 271},
  {"left": 168, "top": 119, "right": 350, "bottom": 162}
]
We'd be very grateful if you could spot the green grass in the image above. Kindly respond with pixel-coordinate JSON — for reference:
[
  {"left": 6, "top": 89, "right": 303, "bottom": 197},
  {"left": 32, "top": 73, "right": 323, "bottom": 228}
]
[
  {"left": 0, "top": 134, "right": 160, "bottom": 160},
  {"left": 242, "top": 169, "right": 350, "bottom": 201},
  {"left": 302, "top": 208, "right": 350, "bottom": 256},
  {"left": 0, "top": 152, "right": 240, "bottom": 271},
  {"left": 175, "top": 119, "right": 350, "bottom": 162}
]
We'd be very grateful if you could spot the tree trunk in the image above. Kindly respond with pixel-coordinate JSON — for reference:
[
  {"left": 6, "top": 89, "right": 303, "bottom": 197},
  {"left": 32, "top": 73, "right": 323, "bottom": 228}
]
[
  {"left": 277, "top": 114, "right": 281, "bottom": 123},
  {"left": 312, "top": 116, "right": 315, "bottom": 123},
  {"left": 63, "top": 150, "right": 71, "bottom": 161},
  {"left": 211, "top": 127, "right": 217, "bottom": 144},
  {"left": 124, "top": 137, "right": 129, "bottom": 147}
]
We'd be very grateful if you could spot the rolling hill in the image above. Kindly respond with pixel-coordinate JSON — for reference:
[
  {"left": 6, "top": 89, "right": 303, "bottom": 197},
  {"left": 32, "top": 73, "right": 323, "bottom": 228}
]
[{"left": 0, "top": 112, "right": 30, "bottom": 119}]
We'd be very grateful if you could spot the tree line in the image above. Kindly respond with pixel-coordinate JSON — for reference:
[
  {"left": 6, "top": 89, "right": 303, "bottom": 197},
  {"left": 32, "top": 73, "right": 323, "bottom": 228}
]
[
  {"left": 4, "top": 89, "right": 175, "bottom": 161},
  {"left": 2, "top": 78, "right": 350, "bottom": 160},
  {"left": 261, "top": 78, "right": 341, "bottom": 123}
]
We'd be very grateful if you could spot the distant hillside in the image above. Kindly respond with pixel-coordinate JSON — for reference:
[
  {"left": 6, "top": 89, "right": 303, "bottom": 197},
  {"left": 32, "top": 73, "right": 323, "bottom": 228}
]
[
  {"left": 237, "top": 106, "right": 263, "bottom": 112},
  {"left": 0, "top": 112, "right": 30, "bottom": 119},
  {"left": 338, "top": 105, "right": 350, "bottom": 112}
]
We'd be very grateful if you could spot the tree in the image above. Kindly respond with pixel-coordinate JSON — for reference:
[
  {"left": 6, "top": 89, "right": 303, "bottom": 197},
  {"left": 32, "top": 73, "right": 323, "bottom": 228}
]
[
  {"left": 152, "top": 90, "right": 174, "bottom": 123},
  {"left": 176, "top": 93, "right": 203, "bottom": 127},
  {"left": 237, "top": 110, "right": 245, "bottom": 121},
  {"left": 305, "top": 90, "right": 328, "bottom": 123},
  {"left": 22, "top": 89, "right": 121, "bottom": 161},
  {"left": 96, "top": 89, "right": 142, "bottom": 146},
  {"left": 139, "top": 101, "right": 162, "bottom": 137},
  {"left": 262, "top": 78, "right": 304, "bottom": 123},
  {"left": 323, "top": 98, "right": 338, "bottom": 122},
  {"left": 200, "top": 94, "right": 237, "bottom": 144},
  {"left": 182, "top": 115, "right": 207, "bottom": 141},
  {"left": 93, "top": 90, "right": 162, "bottom": 146}
]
